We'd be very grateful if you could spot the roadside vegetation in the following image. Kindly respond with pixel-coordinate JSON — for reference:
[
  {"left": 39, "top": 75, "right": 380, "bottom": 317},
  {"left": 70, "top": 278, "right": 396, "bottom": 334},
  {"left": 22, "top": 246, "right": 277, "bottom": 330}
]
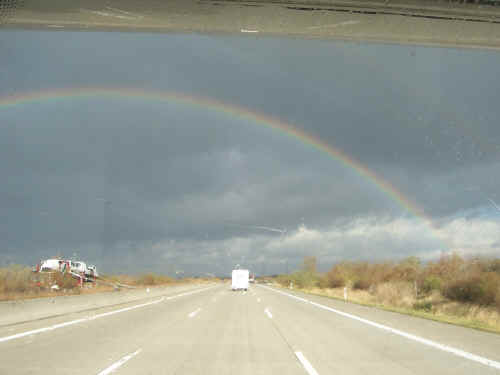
[
  {"left": 102, "top": 273, "right": 216, "bottom": 287},
  {"left": 273, "top": 255, "right": 500, "bottom": 333},
  {"left": 0, "top": 265, "right": 214, "bottom": 301},
  {"left": 0, "top": 265, "right": 81, "bottom": 300},
  {"left": 102, "top": 273, "right": 175, "bottom": 287}
]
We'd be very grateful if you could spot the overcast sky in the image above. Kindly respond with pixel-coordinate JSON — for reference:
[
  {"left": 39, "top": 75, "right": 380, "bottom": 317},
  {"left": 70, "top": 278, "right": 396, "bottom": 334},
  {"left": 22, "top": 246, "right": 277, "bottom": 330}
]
[{"left": 1, "top": 30, "right": 499, "bottom": 275}]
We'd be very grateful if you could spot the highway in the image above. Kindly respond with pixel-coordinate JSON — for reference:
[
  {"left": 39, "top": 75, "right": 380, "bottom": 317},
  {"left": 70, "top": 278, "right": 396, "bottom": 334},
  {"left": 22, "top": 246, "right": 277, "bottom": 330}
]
[
  {"left": 4, "top": 0, "right": 500, "bottom": 50},
  {"left": 1, "top": 283, "right": 499, "bottom": 374}
]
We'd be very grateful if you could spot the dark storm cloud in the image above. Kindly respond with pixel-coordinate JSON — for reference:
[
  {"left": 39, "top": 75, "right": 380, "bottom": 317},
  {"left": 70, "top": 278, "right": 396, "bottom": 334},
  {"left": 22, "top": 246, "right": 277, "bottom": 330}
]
[{"left": 1, "top": 31, "right": 499, "bottom": 273}]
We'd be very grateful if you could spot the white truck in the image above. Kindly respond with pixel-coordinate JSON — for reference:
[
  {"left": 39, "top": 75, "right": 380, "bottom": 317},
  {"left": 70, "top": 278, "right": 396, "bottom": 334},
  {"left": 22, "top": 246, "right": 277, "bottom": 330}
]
[
  {"left": 34, "top": 259, "right": 98, "bottom": 284},
  {"left": 231, "top": 269, "right": 249, "bottom": 291},
  {"left": 38, "top": 258, "right": 62, "bottom": 273}
]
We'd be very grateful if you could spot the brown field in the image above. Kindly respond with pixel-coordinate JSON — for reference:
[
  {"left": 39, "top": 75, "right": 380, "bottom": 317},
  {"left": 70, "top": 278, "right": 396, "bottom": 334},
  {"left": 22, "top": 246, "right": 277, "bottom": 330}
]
[{"left": 0, "top": 265, "right": 216, "bottom": 301}]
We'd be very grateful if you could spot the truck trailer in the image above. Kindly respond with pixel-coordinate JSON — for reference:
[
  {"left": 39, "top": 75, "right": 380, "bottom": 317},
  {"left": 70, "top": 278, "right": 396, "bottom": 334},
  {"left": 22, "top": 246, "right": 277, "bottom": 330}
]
[{"left": 231, "top": 269, "right": 249, "bottom": 291}]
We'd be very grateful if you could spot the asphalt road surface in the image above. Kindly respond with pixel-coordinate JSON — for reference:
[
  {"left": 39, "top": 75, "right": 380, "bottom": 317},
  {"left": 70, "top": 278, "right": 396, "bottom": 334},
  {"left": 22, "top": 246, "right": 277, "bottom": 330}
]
[
  {"left": 3, "top": 0, "right": 500, "bottom": 50},
  {"left": 1, "top": 283, "right": 499, "bottom": 374}
]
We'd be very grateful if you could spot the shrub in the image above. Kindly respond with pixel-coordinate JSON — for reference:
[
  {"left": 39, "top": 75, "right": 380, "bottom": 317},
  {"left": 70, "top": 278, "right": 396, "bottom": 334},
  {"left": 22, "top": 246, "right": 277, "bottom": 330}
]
[
  {"left": 413, "top": 301, "right": 433, "bottom": 312},
  {"left": 290, "top": 271, "right": 319, "bottom": 289},
  {"left": 490, "top": 259, "right": 500, "bottom": 274},
  {"left": 442, "top": 276, "right": 498, "bottom": 305},
  {"left": 326, "top": 274, "right": 345, "bottom": 288},
  {"left": 317, "top": 276, "right": 329, "bottom": 289},
  {"left": 276, "top": 274, "right": 292, "bottom": 287},
  {"left": 420, "top": 276, "right": 442, "bottom": 294},
  {"left": 52, "top": 272, "right": 79, "bottom": 290},
  {"left": 390, "top": 257, "right": 421, "bottom": 282},
  {"left": 285, "top": 254, "right": 500, "bottom": 310},
  {"left": 480, "top": 272, "right": 500, "bottom": 306},
  {"left": 320, "top": 266, "right": 346, "bottom": 288},
  {"left": 352, "top": 278, "right": 371, "bottom": 290},
  {"left": 137, "top": 273, "right": 156, "bottom": 285},
  {"left": 0, "top": 265, "right": 33, "bottom": 294},
  {"left": 135, "top": 273, "right": 173, "bottom": 286},
  {"left": 427, "top": 253, "right": 464, "bottom": 283}
]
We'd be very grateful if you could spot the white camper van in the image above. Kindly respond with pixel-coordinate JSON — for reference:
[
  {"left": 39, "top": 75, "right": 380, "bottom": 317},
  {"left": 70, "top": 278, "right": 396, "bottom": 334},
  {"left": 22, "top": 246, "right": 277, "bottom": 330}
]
[{"left": 231, "top": 269, "right": 249, "bottom": 291}]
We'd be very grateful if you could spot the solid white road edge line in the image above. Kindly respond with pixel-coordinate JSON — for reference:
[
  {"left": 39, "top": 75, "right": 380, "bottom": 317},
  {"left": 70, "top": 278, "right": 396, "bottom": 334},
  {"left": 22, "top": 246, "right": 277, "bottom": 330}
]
[
  {"left": 0, "top": 285, "right": 216, "bottom": 343},
  {"left": 259, "top": 285, "right": 500, "bottom": 370},
  {"left": 265, "top": 307, "right": 273, "bottom": 319},
  {"left": 188, "top": 308, "right": 201, "bottom": 318},
  {"left": 295, "top": 351, "right": 320, "bottom": 375},
  {"left": 97, "top": 348, "right": 142, "bottom": 375}
]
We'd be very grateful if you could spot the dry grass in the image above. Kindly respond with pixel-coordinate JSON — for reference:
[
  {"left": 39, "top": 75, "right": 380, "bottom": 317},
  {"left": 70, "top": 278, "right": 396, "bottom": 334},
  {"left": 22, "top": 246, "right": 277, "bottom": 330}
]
[
  {"left": 0, "top": 265, "right": 33, "bottom": 295},
  {"left": 0, "top": 265, "right": 115, "bottom": 301},
  {"left": 0, "top": 265, "right": 217, "bottom": 301},
  {"left": 101, "top": 274, "right": 216, "bottom": 287},
  {"left": 299, "top": 282, "right": 500, "bottom": 334},
  {"left": 375, "top": 282, "right": 417, "bottom": 308},
  {"left": 0, "top": 265, "right": 84, "bottom": 301}
]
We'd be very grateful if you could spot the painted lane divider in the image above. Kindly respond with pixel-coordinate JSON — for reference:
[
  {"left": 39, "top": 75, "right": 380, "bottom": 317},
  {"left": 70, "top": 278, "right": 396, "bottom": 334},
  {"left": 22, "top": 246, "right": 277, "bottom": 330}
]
[
  {"left": 259, "top": 285, "right": 500, "bottom": 371},
  {"left": 257, "top": 298, "right": 261, "bottom": 303},
  {"left": 264, "top": 307, "right": 273, "bottom": 319},
  {"left": 165, "top": 286, "right": 216, "bottom": 301},
  {"left": 0, "top": 298, "right": 164, "bottom": 343},
  {"left": 97, "top": 348, "right": 142, "bottom": 375},
  {"left": 188, "top": 308, "right": 201, "bottom": 318},
  {"left": 86, "top": 297, "right": 165, "bottom": 320},
  {"left": 0, "top": 285, "right": 216, "bottom": 343},
  {"left": 295, "top": 351, "right": 320, "bottom": 375}
]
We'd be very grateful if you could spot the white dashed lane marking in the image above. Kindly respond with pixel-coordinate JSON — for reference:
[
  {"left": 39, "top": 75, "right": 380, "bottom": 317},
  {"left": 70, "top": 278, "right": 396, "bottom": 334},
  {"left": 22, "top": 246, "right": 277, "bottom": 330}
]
[
  {"left": 264, "top": 308, "right": 273, "bottom": 319},
  {"left": 260, "top": 285, "right": 500, "bottom": 371},
  {"left": 97, "top": 348, "right": 142, "bottom": 375},
  {"left": 295, "top": 351, "right": 320, "bottom": 375},
  {"left": 0, "top": 286, "right": 216, "bottom": 343},
  {"left": 188, "top": 308, "right": 201, "bottom": 318}
]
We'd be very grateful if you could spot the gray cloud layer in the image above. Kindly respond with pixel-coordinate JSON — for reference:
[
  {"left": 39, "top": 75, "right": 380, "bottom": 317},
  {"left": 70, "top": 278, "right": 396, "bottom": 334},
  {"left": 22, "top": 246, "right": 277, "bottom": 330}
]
[{"left": 1, "top": 31, "right": 499, "bottom": 274}]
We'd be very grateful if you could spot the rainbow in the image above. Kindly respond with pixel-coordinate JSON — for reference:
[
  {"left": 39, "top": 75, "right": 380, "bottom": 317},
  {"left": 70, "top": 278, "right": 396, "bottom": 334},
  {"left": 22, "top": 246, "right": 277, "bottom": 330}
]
[{"left": 0, "top": 87, "right": 441, "bottom": 241}]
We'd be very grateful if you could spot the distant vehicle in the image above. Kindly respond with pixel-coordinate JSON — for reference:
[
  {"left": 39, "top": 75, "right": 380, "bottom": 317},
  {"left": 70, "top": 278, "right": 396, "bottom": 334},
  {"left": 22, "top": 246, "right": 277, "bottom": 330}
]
[
  {"left": 70, "top": 261, "right": 87, "bottom": 274},
  {"left": 34, "top": 258, "right": 98, "bottom": 284},
  {"left": 231, "top": 269, "right": 249, "bottom": 291},
  {"left": 249, "top": 273, "right": 255, "bottom": 283},
  {"left": 38, "top": 258, "right": 62, "bottom": 272},
  {"left": 87, "top": 265, "right": 98, "bottom": 278}
]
